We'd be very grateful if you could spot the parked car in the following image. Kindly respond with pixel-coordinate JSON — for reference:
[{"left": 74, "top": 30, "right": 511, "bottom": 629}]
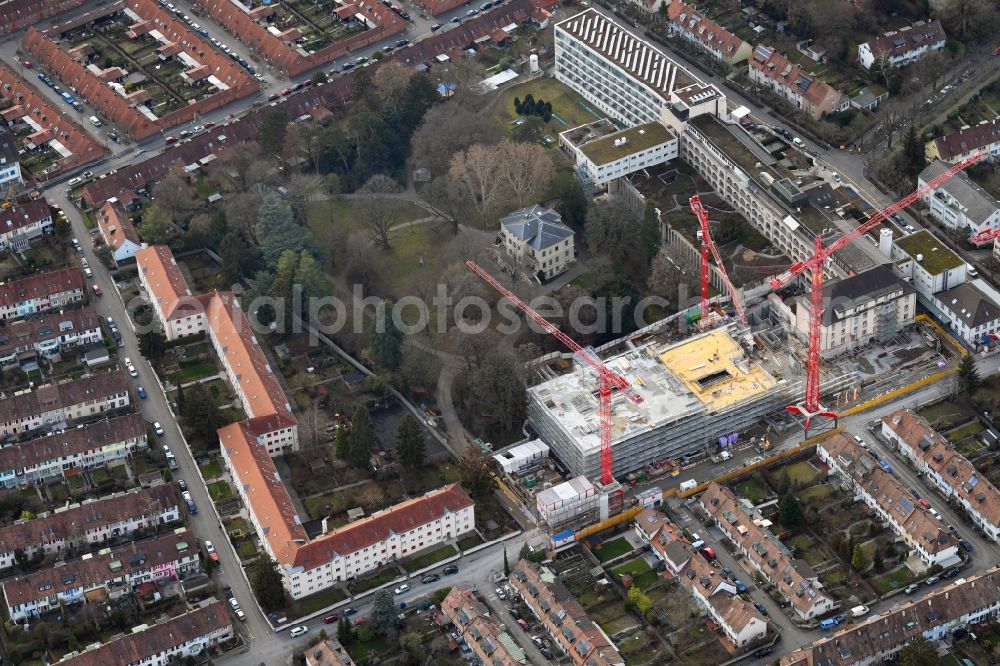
[
  {"left": 531, "top": 636, "right": 545, "bottom": 649},
  {"left": 960, "top": 539, "right": 974, "bottom": 553},
  {"left": 509, "top": 607, "right": 520, "bottom": 618},
  {"left": 153, "top": 421, "right": 164, "bottom": 436},
  {"left": 879, "top": 460, "right": 893, "bottom": 474},
  {"left": 394, "top": 584, "right": 410, "bottom": 595},
  {"left": 442, "top": 565, "right": 459, "bottom": 575},
  {"left": 904, "top": 584, "right": 919, "bottom": 594},
  {"left": 421, "top": 574, "right": 440, "bottom": 584},
  {"left": 754, "top": 648, "right": 774, "bottom": 658},
  {"left": 925, "top": 576, "right": 940, "bottom": 586},
  {"left": 919, "top": 498, "right": 931, "bottom": 509},
  {"left": 229, "top": 597, "right": 240, "bottom": 610},
  {"left": 540, "top": 647, "right": 554, "bottom": 659},
  {"left": 753, "top": 602, "right": 768, "bottom": 617},
  {"left": 495, "top": 587, "right": 507, "bottom": 600},
  {"left": 733, "top": 579, "right": 747, "bottom": 593},
  {"left": 342, "top": 607, "right": 358, "bottom": 616},
  {"left": 177, "top": 479, "right": 187, "bottom": 491},
  {"left": 204, "top": 540, "right": 218, "bottom": 561},
  {"left": 127, "top": 364, "right": 138, "bottom": 378},
  {"left": 289, "top": 626, "right": 309, "bottom": 637},
  {"left": 92, "top": 284, "right": 102, "bottom": 298},
  {"left": 941, "top": 568, "right": 960, "bottom": 579},
  {"left": 137, "top": 386, "right": 147, "bottom": 399},
  {"left": 323, "top": 613, "right": 340, "bottom": 624}
]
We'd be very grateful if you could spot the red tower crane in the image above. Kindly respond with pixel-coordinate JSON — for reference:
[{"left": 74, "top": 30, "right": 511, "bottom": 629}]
[
  {"left": 466, "top": 260, "right": 644, "bottom": 486},
  {"left": 770, "top": 152, "right": 983, "bottom": 434},
  {"left": 690, "top": 195, "right": 748, "bottom": 328}
]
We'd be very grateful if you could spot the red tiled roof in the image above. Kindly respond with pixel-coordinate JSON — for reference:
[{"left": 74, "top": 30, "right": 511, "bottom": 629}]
[
  {"left": 932, "top": 120, "right": 1000, "bottom": 160},
  {"left": 0, "top": 200, "right": 50, "bottom": 236},
  {"left": 0, "top": 305, "right": 102, "bottom": 358},
  {"left": 0, "top": 371, "right": 127, "bottom": 423},
  {"left": 293, "top": 484, "right": 474, "bottom": 569},
  {"left": 58, "top": 602, "right": 231, "bottom": 666},
  {"left": 749, "top": 45, "right": 842, "bottom": 115},
  {"left": 97, "top": 200, "right": 141, "bottom": 250},
  {"left": 0, "top": 267, "right": 84, "bottom": 308},
  {"left": 863, "top": 20, "right": 945, "bottom": 60},
  {"left": 666, "top": 1, "right": 746, "bottom": 59},
  {"left": 0, "top": 0, "right": 89, "bottom": 33},
  {"left": 135, "top": 246, "right": 194, "bottom": 321},
  {"left": 0, "top": 482, "right": 175, "bottom": 556}
]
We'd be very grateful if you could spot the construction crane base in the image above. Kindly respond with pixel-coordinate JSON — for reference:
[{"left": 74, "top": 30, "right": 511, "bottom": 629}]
[{"left": 786, "top": 403, "right": 838, "bottom": 439}]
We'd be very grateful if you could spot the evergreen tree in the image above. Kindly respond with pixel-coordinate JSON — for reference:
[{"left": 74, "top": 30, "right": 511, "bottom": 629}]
[
  {"left": 140, "top": 205, "right": 175, "bottom": 244},
  {"left": 249, "top": 556, "right": 285, "bottom": 611},
  {"left": 503, "top": 547, "right": 510, "bottom": 577},
  {"left": 337, "top": 616, "right": 355, "bottom": 645},
  {"left": 903, "top": 125, "right": 925, "bottom": 174},
  {"left": 395, "top": 413, "right": 426, "bottom": 470},
  {"left": 269, "top": 249, "right": 300, "bottom": 335},
  {"left": 334, "top": 425, "right": 350, "bottom": 460},
  {"left": 959, "top": 353, "right": 981, "bottom": 393},
  {"left": 778, "top": 470, "right": 792, "bottom": 496},
  {"left": 258, "top": 110, "right": 289, "bottom": 158},
  {"left": 368, "top": 299, "right": 404, "bottom": 369},
  {"left": 851, "top": 543, "right": 866, "bottom": 571},
  {"left": 370, "top": 589, "right": 397, "bottom": 635},
  {"left": 514, "top": 97, "right": 522, "bottom": 114},
  {"left": 556, "top": 177, "right": 588, "bottom": 229},
  {"left": 175, "top": 373, "right": 184, "bottom": 414},
  {"left": 873, "top": 550, "right": 884, "bottom": 572},
  {"left": 523, "top": 94, "right": 535, "bottom": 115},
  {"left": 900, "top": 635, "right": 937, "bottom": 666},
  {"left": 347, "top": 405, "right": 376, "bottom": 469},
  {"left": 639, "top": 199, "right": 662, "bottom": 265},
  {"left": 293, "top": 250, "right": 328, "bottom": 325},
  {"left": 182, "top": 383, "right": 222, "bottom": 442},
  {"left": 519, "top": 542, "right": 532, "bottom": 561},
  {"left": 778, "top": 493, "right": 803, "bottom": 528},
  {"left": 139, "top": 330, "right": 167, "bottom": 368}
]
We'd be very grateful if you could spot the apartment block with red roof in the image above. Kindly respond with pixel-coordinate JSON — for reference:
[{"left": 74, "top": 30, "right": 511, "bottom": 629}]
[
  {"left": 0, "top": 200, "right": 53, "bottom": 251},
  {"left": 666, "top": 1, "right": 752, "bottom": 66},
  {"left": 0, "top": 268, "right": 85, "bottom": 321},
  {"left": 748, "top": 45, "right": 847, "bottom": 120},
  {"left": 97, "top": 199, "right": 144, "bottom": 264},
  {"left": 3, "top": 529, "right": 200, "bottom": 621},
  {"left": 0, "top": 371, "right": 129, "bottom": 438},
  {"left": 0, "top": 412, "right": 147, "bottom": 490},
  {"left": 55, "top": 601, "right": 232, "bottom": 666},
  {"left": 509, "top": 560, "right": 624, "bottom": 666},
  {"left": 818, "top": 433, "right": 960, "bottom": 568},
  {"left": 135, "top": 246, "right": 205, "bottom": 341},
  {"left": 0, "top": 483, "right": 178, "bottom": 570},
  {"left": 883, "top": 409, "right": 1000, "bottom": 543}
]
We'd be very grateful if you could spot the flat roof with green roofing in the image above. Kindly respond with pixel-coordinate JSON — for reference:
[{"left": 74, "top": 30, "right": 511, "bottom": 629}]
[
  {"left": 578, "top": 122, "right": 675, "bottom": 166},
  {"left": 895, "top": 230, "right": 963, "bottom": 275}
]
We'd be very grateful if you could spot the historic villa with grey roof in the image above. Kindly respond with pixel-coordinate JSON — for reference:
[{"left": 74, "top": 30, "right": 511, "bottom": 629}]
[{"left": 499, "top": 205, "right": 575, "bottom": 280}]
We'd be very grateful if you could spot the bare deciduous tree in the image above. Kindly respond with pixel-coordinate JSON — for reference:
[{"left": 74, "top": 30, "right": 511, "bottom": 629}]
[
  {"left": 449, "top": 144, "right": 509, "bottom": 227},
  {"left": 224, "top": 191, "right": 265, "bottom": 243},
  {"left": 211, "top": 143, "right": 260, "bottom": 192},
  {"left": 648, "top": 243, "right": 696, "bottom": 308},
  {"left": 344, "top": 231, "right": 380, "bottom": 291},
  {"left": 410, "top": 103, "right": 502, "bottom": 177},
  {"left": 500, "top": 140, "right": 554, "bottom": 208},
  {"left": 285, "top": 173, "right": 322, "bottom": 225},
  {"left": 152, "top": 167, "right": 194, "bottom": 222},
  {"left": 356, "top": 175, "right": 405, "bottom": 248},
  {"left": 374, "top": 62, "right": 415, "bottom": 107}
]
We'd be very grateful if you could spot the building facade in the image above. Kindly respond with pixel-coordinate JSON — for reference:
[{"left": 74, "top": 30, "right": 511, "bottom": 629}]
[
  {"left": 888, "top": 230, "right": 967, "bottom": 298},
  {"left": 792, "top": 265, "right": 916, "bottom": 357},
  {"left": 560, "top": 120, "right": 678, "bottom": 187},
  {"left": 0, "top": 371, "right": 130, "bottom": 437},
  {"left": 3, "top": 529, "right": 199, "bottom": 621},
  {"left": 0, "top": 200, "right": 52, "bottom": 251},
  {"left": 499, "top": 205, "right": 575, "bottom": 281},
  {"left": 858, "top": 20, "right": 946, "bottom": 70},
  {"left": 97, "top": 199, "right": 144, "bottom": 263},
  {"left": 748, "top": 45, "right": 847, "bottom": 119},
  {"left": 919, "top": 160, "right": 1000, "bottom": 239},
  {"left": 55, "top": 601, "right": 232, "bottom": 666},
  {"left": 0, "top": 306, "right": 103, "bottom": 369},
  {"left": 930, "top": 281, "right": 1000, "bottom": 345},
  {"left": 882, "top": 409, "right": 1000, "bottom": 543},
  {"left": 0, "top": 268, "right": 85, "bottom": 321},
  {"left": 0, "top": 484, "right": 179, "bottom": 569},
  {"left": 700, "top": 483, "right": 835, "bottom": 620},
  {"left": 818, "top": 434, "right": 960, "bottom": 568},
  {"left": 554, "top": 9, "right": 726, "bottom": 129},
  {"left": 135, "top": 245, "right": 205, "bottom": 340},
  {"left": 926, "top": 120, "right": 1000, "bottom": 164}
]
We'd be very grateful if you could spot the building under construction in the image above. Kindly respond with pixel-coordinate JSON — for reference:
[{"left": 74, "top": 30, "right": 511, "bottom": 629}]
[{"left": 528, "top": 325, "right": 854, "bottom": 480}]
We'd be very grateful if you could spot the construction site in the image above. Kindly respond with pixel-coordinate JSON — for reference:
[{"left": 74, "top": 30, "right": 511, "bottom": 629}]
[{"left": 524, "top": 323, "right": 853, "bottom": 482}]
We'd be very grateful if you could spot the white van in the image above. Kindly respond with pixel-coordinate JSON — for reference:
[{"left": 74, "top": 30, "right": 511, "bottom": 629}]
[
  {"left": 792, "top": 137, "right": 804, "bottom": 147},
  {"left": 89, "top": 116, "right": 102, "bottom": 127},
  {"left": 850, "top": 605, "right": 870, "bottom": 618},
  {"left": 968, "top": 264, "right": 979, "bottom": 278},
  {"left": 83, "top": 267, "right": 93, "bottom": 279},
  {"left": 679, "top": 479, "right": 697, "bottom": 492}
]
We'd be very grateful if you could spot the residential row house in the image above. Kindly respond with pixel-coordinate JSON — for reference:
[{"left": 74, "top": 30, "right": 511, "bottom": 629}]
[
  {"left": 748, "top": 45, "right": 847, "bottom": 120},
  {"left": 660, "top": 539, "right": 768, "bottom": 648},
  {"left": 882, "top": 409, "right": 1000, "bottom": 543},
  {"left": 0, "top": 200, "right": 53, "bottom": 252},
  {"left": 3, "top": 528, "right": 199, "bottom": 621},
  {"left": 858, "top": 20, "right": 946, "bottom": 70},
  {"left": 441, "top": 587, "right": 527, "bottom": 665},
  {"left": 56, "top": 601, "right": 233, "bottom": 666},
  {"left": 0, "top": 413, "right": 148, "bottom": 488},
  {"left": 781, "top": 567, "right": 1000, "bottom": 666},
  {"left": 926, "top": 120, "right": 1000, "bottom": 164},
  {"left": 0, "top": 305, "right": 103, "bottom": 369},
  {"left": 818, "top": 433, "right": 960, "bottom": 568},
  {"left": 0, "top": 370, "right": 129, "bottom": 437},
  {"left": 0, "top": 268, "right": 85, "bottom": 321},
  {"left": 791, "top": 265, "right": 916, "bottom": 358},
  {"left": 0, "top": 129, "right": 23, "bottom": 189},
  {"left": 666, "top": 1, "right": 753, "bottom": 66},
  {"left": 305, "top": 639, "right": 357, "bottom": 666},
  {"left": 510, "top": 560, "right": 625, "bottom": 666},
  {"left": 700, "top": 483, "right": 835, "bottom": 621},
  {"left": 0, "top": 483, "right": 179, "bottom": 570}
]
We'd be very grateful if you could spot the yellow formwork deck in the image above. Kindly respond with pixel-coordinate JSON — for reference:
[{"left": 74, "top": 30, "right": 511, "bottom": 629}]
[{"left": 658, "top": 329, "right": 776, "bottom": 412}]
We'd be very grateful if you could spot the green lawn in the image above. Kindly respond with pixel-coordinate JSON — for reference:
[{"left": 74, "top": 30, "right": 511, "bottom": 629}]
[
  {"left": 733, "top": 477, "right": 769, "bottom": 504},
  {"left": 288, "top": 586, "right": 348, "bottom": 620},
  {"left": 303, "top": 490, "right": 348, "bottom": 520},
  {"left": 633, "top": 569, "right": 661, "bottom": 591},
  {"left": 782, "top": 461, "right": 820, "bottom": 485},
  {"left": 947, "top": 421, "right": 984, "bottom": 442},
  {"left": 494, "top": 77, "right": 603, "bottom": 129},
  {"left": 348, "top": 567, "right": 402, "bottom": 595},
  {"left": 872, "top": 567, "right": 913, "bottom": 594},
  {"left": 237, "top": 541, "right": 257, "bottom": 559},
  {"left": 178, "top": 362, "right": 217, "bottom": 383},
  {"left": 347, "top": 635, "right": 390, "bottom": 663},
  {"left": 596, "top": 536, "right": 634, "bottom": 562},
  {"left": 457, "top": 533, "right": 484, "bottom": 551},
  {"left": 199, "top": 459, "right": 222, "bottom": 479},
  {"left": 402, "top": 544, "right": 457, "bottom": 573},
  {"left": 799, "top": 484, "right": 834, "bottom": 504},
  {"left": 207, "top": 480, "right": 232, "bottom": 502},
  {"left": 613, "top": 557, "right": 651, "bottom": 578}
]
